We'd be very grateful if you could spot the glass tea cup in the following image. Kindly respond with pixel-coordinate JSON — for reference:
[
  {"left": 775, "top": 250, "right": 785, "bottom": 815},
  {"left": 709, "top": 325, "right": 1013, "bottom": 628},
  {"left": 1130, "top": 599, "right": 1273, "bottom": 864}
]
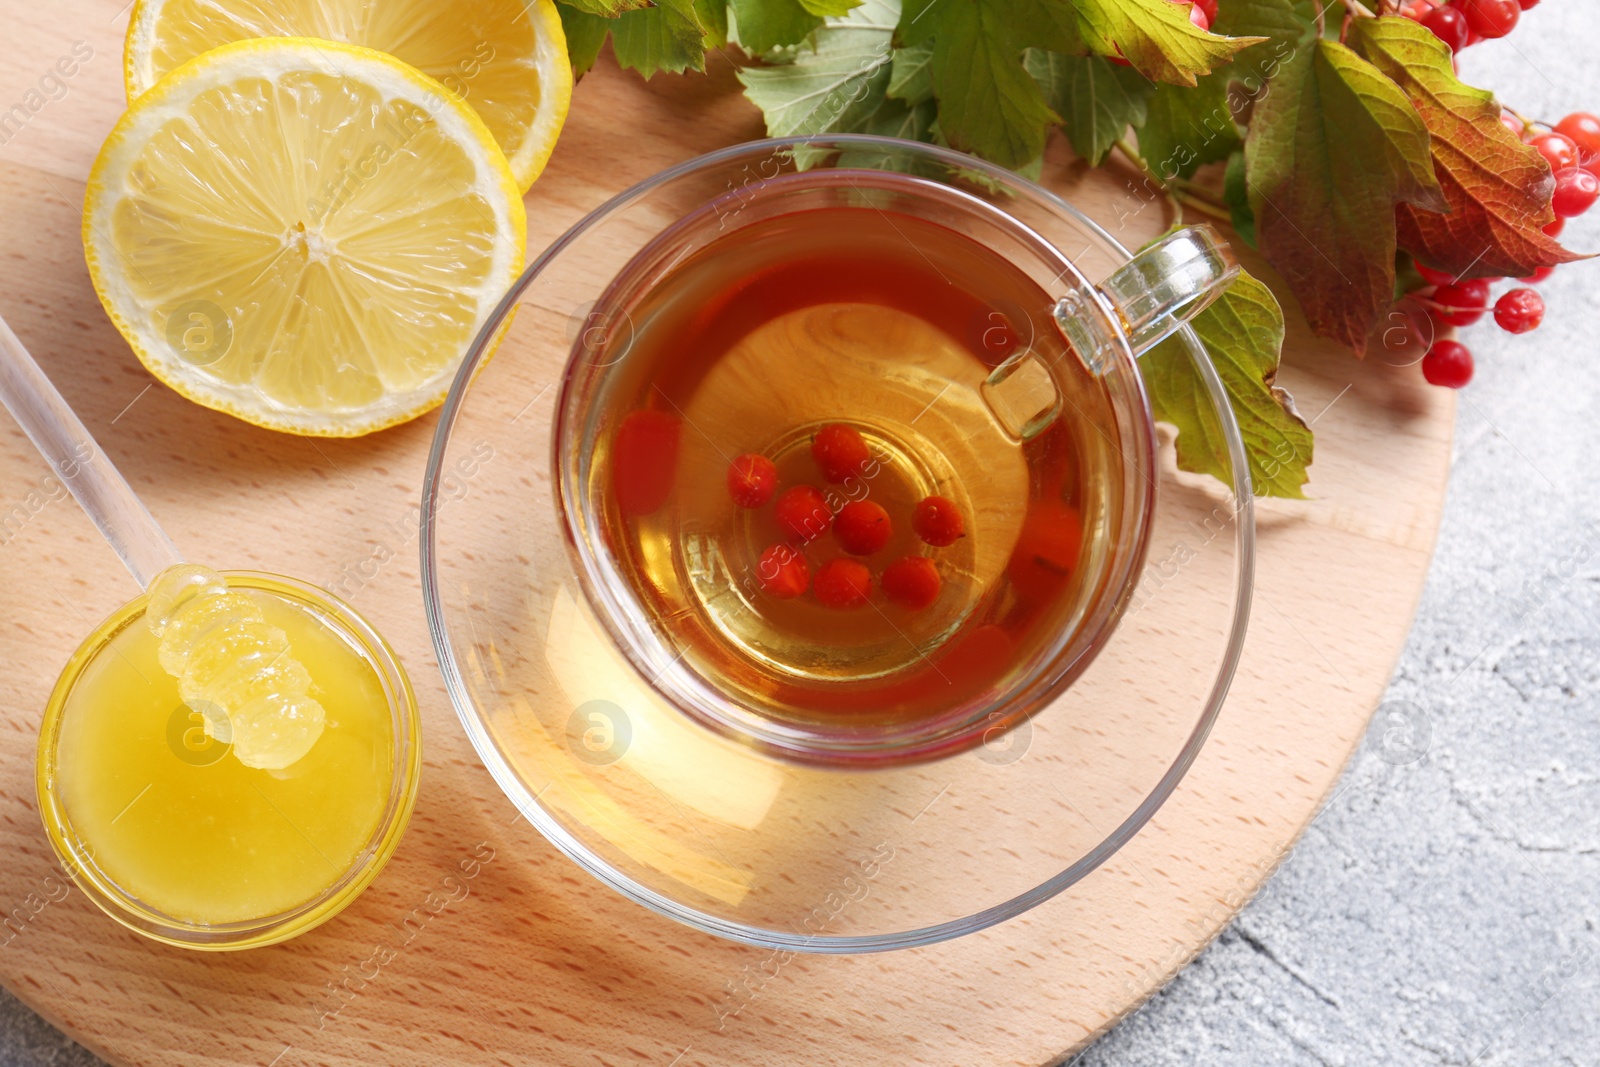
[
  {"left": 553, "top": 165, "right": 1239, "bottom": 767},
  {"left": 424, "top": 136, "right": 1255, "bottom": 951}
]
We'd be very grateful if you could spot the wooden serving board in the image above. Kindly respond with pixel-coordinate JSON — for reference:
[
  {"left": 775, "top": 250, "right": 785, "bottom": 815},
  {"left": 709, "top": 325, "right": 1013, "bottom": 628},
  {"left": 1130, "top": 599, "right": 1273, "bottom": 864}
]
[{"left": 0, "top": 5, "right": 1453, "bottom": 1065}]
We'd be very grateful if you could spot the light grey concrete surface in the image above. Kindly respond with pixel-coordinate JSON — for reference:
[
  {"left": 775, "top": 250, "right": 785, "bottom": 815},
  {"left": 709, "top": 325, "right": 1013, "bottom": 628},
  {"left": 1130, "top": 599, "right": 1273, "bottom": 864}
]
[{"left": 4, "top": 9, "right": 1599, "bottom": 1067}]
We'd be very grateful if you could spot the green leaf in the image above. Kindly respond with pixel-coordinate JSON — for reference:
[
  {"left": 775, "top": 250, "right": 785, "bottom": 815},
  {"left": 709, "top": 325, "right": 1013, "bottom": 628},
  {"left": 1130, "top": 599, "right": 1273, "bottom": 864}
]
[
  {"left": 860, "top": 94, "right": 939, "bottom": 138},
  {"left": 559, "top": 6, "right": 614, "bottom": 76},
  {"left": 1139, "top": 269, "right": 1311, "bottom": 498},
  {"left": 1070, "top": 0, "right": 1262, "bottom": 86},
  {"left": 1394, "top": 252, "right": 1427, "bottom": 300},
  {"left": 1213, "top": 0, "right": 1313, "bottom": 87},
  {"left": 609, "top": 0, "right": 708, "bottom": 76},
  {"left": 835, "top": 96, "right": 940, "bottom": 169},
  {"left": 1223, "top": 150, "right": 1255, "bottom": 247},
  {"left": 897, "top": 0, "right": 941, "bottom": 46},
  {"left": 1009, "top": 0, "right": 1089, "bottom": 54},
  {"left": 1146, "top": 0, "right": 1305, "bottom": 151},
  {"left": 1213, "top": 0, "right": 1311, "bottom": 42},
  {"left": 695, "top": 0, "right": 731, "bottom": 47},
  {"left": 888, "top": 38, "right": 934, "bottom": 101},
  {"left": 557, "top": 0, "right": 652, "bottom": 14},
  {"left": 1348, "top": 16, "right": 1584, "bottom": 280},
  {"left": 799, "top": 0, "right": 864, "bottom": 13},
  {"left": 1026, "top": 51, "right": 1152, "bottom": 166},
  {"left": 731, "top": 0, "right": 822, "bottom": 52},
  {"left": 1244, "top": 38, "right": 1444, "bottom": 352},
  {"left": 1136, "top": 71, "right": 1237, "bottom": 180},
  {"left": 924, "top": 0, "right": 1059, "bottom": 169},
  {"left": 737, "top": 0, "right": 897, "bottom": 136}
]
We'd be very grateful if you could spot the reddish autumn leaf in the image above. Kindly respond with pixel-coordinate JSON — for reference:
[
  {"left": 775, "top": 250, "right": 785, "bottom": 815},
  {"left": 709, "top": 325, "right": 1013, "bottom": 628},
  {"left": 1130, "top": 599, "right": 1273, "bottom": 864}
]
[
  {"left": 1349, "top": 16, "right": 1584, "bottom": 280},
  {"left": 1244, "top": 38, "right": 1446, "bottom": 353}
]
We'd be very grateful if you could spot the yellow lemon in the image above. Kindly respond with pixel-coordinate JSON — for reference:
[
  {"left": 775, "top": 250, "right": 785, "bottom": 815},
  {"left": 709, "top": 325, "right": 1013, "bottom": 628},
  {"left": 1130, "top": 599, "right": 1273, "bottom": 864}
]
[
  {"left": 84, "top": 38, "right": 526, "bottom": 436},
  {"left": 123, "top": 0, "right": 571, "bottom": 191}
]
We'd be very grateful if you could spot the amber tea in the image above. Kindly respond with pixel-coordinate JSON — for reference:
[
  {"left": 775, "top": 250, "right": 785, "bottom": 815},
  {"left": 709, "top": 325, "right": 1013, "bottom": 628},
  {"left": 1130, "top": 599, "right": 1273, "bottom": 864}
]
[{"left": 561, "top": 185, "right": 1133, "bottom": 751}]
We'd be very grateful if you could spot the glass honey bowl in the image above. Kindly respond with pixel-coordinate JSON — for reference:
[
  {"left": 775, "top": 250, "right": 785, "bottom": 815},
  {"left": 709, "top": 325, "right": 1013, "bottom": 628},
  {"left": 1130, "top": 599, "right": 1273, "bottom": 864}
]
[{"left": 37, "top": 572, "right": 422, "bottom": 950}]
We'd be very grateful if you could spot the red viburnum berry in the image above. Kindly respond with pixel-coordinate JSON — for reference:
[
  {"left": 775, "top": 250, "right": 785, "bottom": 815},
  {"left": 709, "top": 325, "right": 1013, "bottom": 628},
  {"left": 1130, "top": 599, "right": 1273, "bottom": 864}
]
[
  {"left": 833, "top": 500, "right": 892, "bottom": 556},
  {"left": 1006, "top": 500, "right": 1084, "bottom": 589},
  {"left": 1531, "top": 132, "right": 1580, "bottom": 172},
  {"left": 1432, "top": 280, "right": 1491, "bottom": 326},
  {"left": 1552, "top": 167, "right": 1600, "bottom": 217},
  {"left": 757, "top": 544, "right": 809, "bottom": 599},
  {"left": 613, "top": 410, "right": 680, "bottom": 517},
  {"left": 881, "top": 557, "right": 942, "bottom": 611},
  {"left": 813, "top": 558, "right": 873, "bottom": 610},
  {"left": 727, "top": 453, "right": 777, "bottom": 509},
  {"left": 1422, "top": 340, "right": 1474, "bottom": 388},
  {"left": 1421, "top": 5, "right": 1470, "bottom": 49},
  {"left": 912, "top": 495, "right": 966, "bottom": 547},
  {"left": 1494, "top": 288, "right": 1545, "bottom": 333},
  {"left": 1555, "top": 112, "right": 1600, "bottom": 161},
  {"left": 811, "top": 423, "right": 871, "bottom": 484},
  {"left": 1453, "top": 0, "right": 1518, "bottom": 38},
  {"left": 1416, "top": 262, "right": 1458, "bottom": 287},
  {"left": 775, "top": 485, "right": 832, "bottom": 542}
]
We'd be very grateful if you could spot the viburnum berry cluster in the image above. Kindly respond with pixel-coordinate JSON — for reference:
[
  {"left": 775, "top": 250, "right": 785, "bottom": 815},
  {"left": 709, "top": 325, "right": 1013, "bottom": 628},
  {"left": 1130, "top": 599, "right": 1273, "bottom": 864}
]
[
  {"left": 736, "top": 424, "right": 965, "bottom": 612},
  {"left": 1399, "top": 99, "right": 1598, "bottom": 387},
  {"left": 1382, "top": 1, "right": 1586, "bottom": 389},
  {"left": 1402, "top": 0, "right": 1538, "bottom": 52}
]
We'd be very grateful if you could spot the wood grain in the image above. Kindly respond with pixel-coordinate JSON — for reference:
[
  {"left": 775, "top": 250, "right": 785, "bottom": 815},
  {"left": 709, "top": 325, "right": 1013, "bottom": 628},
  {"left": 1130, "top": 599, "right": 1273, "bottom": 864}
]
[{"left": 0, "top": 5, "right": 1453, "bottom": 1065}]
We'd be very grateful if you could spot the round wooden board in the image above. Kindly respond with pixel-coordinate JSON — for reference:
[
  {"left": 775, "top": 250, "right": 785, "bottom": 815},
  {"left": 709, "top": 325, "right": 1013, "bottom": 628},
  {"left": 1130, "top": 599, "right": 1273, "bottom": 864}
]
[{"left": 0, "top": 7, "right": 1453, "bottom": 1066}]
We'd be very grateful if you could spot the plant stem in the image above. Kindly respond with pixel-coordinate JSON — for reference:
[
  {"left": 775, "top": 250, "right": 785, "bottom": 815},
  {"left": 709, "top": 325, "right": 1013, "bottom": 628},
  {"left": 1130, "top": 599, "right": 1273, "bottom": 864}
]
[
  {"left": 1114, "top": 139, "right": 1236, "bottom": 224},
  {"left": 1510, "top": 108, "right": 1544, "bottom": 134},
  {"left": 1415, "top": 297, "right": 1479, "bottom": 318},
  {"left": 1170, "top": 174, "right": 1230, "bottom": 209},
  {"left": 1113, "top": 137, "right": 1184, "bottom": 224},
  {"left": 1175, "top": 189, "right": 1234, "bottom": 223}
]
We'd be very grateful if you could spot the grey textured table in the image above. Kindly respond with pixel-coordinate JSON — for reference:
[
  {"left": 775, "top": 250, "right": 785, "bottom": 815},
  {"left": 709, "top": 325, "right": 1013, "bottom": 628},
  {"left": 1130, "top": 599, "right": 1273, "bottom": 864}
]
[{"left": 4, "top": 9, "right": 1599, "bottom": 1067}]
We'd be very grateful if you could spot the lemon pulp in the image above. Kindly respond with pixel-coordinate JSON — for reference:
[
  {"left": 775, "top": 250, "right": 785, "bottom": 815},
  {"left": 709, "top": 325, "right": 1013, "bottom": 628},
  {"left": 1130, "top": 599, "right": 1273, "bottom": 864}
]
[{"left": 53, "top": 584, "right": 394, "bottom": 924}]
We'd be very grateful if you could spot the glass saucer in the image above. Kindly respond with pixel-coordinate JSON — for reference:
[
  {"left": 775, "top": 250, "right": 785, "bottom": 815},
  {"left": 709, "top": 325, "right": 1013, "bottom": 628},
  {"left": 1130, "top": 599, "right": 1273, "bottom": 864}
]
[{"left": 421, "top": 136, "right": 1253, "bottom": 952}]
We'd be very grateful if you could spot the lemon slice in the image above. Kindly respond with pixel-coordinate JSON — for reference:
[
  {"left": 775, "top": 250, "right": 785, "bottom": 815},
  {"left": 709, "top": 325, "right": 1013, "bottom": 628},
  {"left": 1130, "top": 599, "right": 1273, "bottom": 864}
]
[
  {"left": 85, "top": 38, "right": 526, "bottom": 436},
  {"left": 123, "top": 0, "right": 571, "bottom": 191}
]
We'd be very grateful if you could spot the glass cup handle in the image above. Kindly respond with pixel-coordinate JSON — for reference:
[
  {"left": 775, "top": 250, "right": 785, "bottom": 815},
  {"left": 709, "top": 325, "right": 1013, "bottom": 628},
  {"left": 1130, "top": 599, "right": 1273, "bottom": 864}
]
[{"left": 1096, "top": 225, "right": 1240, "bottom": 358}]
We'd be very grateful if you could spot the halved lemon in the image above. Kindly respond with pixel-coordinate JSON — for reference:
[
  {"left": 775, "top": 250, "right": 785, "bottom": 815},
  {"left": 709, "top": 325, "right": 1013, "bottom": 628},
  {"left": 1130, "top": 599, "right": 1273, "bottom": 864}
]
[
  {"left": 123, "top": 0, "right": 571, "bottom": 191},
  {"left": 85, "top": 38, "right": 526, "bottom": 436}
]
